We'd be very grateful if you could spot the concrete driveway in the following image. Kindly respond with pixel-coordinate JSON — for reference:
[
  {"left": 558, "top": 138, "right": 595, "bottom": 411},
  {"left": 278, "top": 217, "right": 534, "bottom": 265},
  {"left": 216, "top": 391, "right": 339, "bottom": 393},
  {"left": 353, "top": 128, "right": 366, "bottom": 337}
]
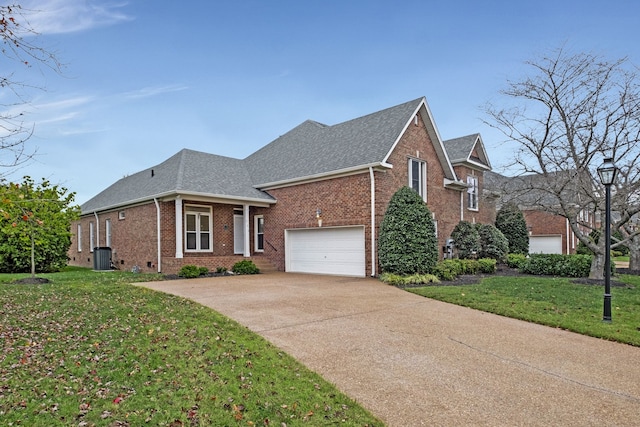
[{"left": 139, "top": 272, "right": 640, "bottom": 426}]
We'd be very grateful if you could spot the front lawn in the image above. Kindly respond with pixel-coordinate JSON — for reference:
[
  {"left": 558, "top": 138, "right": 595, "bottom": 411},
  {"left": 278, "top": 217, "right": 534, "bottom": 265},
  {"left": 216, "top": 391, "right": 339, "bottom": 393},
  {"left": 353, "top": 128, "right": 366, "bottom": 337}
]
[
  {"left": 0, "top": 268, "right": 382, "bottom": 426},
  {"left": 408, "top": 274, "right": 640, "bottom": 346}
]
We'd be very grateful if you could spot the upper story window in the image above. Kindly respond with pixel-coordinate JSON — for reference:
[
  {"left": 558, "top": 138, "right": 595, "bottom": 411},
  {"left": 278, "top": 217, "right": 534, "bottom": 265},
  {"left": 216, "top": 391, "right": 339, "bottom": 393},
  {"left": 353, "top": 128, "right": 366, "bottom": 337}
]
[
  {"left": 467, "top": 176, "right": 479, "bottom": 210},
  {"left": 185, "top": 205, "right": 212, "bottom": 252},
  {"left": 408, "top": 158, "right": 427, "bottom": 201}
]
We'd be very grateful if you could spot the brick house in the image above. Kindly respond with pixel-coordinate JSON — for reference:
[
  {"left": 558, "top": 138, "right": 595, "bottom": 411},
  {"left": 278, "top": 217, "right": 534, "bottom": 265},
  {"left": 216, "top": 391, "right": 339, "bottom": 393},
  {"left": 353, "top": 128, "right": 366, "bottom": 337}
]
[
  {"left": 68, "top": 97, "right": 493, "bottom": 276},
  {"left": 483, "top": 170, "right": 597, "bottom": 254}
]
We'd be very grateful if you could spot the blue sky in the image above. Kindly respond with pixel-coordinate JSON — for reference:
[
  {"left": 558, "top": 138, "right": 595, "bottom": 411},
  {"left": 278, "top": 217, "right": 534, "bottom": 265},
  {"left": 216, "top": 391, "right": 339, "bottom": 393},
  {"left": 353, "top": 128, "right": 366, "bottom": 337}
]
[{"left": 4, "top": 0, "right": 640, "bottom": 204}]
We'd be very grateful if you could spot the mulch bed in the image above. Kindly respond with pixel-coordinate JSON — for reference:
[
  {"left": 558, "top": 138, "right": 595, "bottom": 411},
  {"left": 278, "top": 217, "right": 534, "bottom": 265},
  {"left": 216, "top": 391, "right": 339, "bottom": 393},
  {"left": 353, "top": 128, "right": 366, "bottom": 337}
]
[
  {"left": 11, "top": 277, "right": 51, "bottom": 285},
  {"left": 437, "top": 265, "right": 636, "bottom": 288}
]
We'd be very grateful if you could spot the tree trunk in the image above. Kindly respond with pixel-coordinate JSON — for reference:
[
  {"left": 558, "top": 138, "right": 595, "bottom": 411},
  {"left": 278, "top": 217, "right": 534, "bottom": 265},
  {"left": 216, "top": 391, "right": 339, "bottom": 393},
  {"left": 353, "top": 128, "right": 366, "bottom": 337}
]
[
  {"left": 589, "top": 252, "right": 605, "bottom": 280},
  {"left": 629, "top": 235, "right": 640, "bottom": 271},
  {"left": 31, "top": 233, "right": 35, "bottom": 278}
]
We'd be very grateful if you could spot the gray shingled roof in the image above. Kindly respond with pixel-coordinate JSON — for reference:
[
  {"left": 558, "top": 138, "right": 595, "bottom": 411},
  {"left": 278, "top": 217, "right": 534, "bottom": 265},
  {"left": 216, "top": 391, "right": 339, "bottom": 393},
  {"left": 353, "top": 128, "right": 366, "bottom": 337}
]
[
  {"left": 244, "top": 97, "right": 424, "bottom": 185},
  {"left": 443, "top": 133, "right": 491, "bottom": 168},
  {"left": 81, "top": 97, "right": 466, "bottom": 214},
  {"left": 81, "top": 149, "right": 274, "bottom": 213}
]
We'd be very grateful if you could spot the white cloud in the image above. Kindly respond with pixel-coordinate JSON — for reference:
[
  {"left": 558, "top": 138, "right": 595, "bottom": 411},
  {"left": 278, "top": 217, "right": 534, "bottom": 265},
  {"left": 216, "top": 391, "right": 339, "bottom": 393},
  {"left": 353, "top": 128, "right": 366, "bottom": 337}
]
[
  {"left": 122, "top": 84, "right": 189, "bottom": 100},
  {"left": 20, "top": 0, "right": 133, "bottom": 34}
]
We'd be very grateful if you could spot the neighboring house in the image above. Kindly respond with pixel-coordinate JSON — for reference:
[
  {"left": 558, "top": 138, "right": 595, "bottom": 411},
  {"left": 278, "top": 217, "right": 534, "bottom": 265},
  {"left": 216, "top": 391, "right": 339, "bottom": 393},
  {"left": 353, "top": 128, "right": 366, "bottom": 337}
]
[
  {"left": 483, "top": 170, "right": 597, "bottom": 254},
  {"left": 69, "top": 97, "right": 493, "bottom": 276}
]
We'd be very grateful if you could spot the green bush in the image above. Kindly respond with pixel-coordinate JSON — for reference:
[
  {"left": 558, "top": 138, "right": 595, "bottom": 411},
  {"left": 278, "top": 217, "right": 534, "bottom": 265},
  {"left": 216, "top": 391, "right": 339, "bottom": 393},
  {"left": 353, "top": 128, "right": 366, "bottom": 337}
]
[
  {"left": 232, "top": 260, "right": 260, "bottom": 275},
  {"left": 198, "top": 266, "right": 209, "bottom": 275},
  {"left": 432, "top": 260, "right": 460, "bottom": 281},
  {"left": 379, "top": 272, "right": 440, "bottom": 286},
  {"left": 476, "top": 223, "right": 509, "bottom": 262},
  {"left": 216, "top": 266, "right": 228, "bottom": 274},
  {"left": 477, "top": 258, "right": 497, "bottom": 273},
  {"left": 506, "top": 253, "right": 528, "bottom": 269},
  {"left": 520, "top": 254, "right": 592, "bottom": 277},
  {"left": 179, "top": 264, "right": 201, "bottom": 278},
  {"left": 378, "top": 186, "right": 438, "bottom": 275},
  {"left": 495, "top": 203, "right": 529, "bottom": 254},
  {"left": 450, "top": 221, "right": 480, "bottom": 259}
]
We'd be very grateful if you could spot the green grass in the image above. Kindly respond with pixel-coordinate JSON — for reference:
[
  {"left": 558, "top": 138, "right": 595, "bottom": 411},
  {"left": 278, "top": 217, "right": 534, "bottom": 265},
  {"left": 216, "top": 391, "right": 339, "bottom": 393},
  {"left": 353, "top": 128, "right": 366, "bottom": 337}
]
[
  {"left": 0, "top": 268, "right": 382, "bottom": 426},
  {"left": 408, "top": 274, "right": 640, "bottom": 346}
]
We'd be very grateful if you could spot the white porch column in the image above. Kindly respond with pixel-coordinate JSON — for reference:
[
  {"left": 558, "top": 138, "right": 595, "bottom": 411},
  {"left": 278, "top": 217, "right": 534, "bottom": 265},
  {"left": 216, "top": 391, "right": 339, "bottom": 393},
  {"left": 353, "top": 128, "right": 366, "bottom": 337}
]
[
  {"left": 175, "top": 196, "right": 183, "bottom": 258},
  {"left": 243, "top": 204, "right": 250, "bottom": 257}
]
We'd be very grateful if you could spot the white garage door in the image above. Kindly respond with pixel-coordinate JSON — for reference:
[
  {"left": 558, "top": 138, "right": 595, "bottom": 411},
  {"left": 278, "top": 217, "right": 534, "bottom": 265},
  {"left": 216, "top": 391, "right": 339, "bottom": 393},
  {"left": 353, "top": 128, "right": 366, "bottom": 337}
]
[
  {"left": 529, "top": 235, "right": 563, "bottom": 254},
  {"left": 285, "top": 226, "right": 365, "bottom": 277}
]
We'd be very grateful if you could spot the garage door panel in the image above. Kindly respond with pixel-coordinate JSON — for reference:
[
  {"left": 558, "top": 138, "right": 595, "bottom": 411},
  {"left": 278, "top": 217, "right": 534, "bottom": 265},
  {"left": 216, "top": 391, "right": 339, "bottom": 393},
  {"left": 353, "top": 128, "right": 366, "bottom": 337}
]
[
  {"left": 529, "top": 235, "right": 562, "bottom": 254},
  {"left": 286, "top": 227, "right": 365, "bottom": 277}
]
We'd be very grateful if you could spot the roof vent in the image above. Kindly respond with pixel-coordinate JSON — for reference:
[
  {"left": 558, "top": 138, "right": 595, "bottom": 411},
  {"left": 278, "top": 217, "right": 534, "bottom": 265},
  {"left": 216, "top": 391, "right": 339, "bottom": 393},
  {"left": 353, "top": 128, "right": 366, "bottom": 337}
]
[{"left": 151, "top": 169, "right": 155, "bottom": 177}]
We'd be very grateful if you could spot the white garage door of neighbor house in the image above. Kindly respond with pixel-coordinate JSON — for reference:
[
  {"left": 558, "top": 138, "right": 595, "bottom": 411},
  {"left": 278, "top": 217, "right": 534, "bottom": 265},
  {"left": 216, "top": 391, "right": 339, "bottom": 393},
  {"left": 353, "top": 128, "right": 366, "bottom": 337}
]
[
  {"left": 529, "top": 235, "right": 563, "bottom": 254},
  {"left": 286, "top": 226, "right": 365, "bottom": 277}
]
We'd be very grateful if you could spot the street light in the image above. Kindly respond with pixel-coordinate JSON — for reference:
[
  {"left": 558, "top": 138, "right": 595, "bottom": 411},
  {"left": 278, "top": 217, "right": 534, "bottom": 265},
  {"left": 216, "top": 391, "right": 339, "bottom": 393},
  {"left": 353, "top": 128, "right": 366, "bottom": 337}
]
[{"left": 597, "top": 157, "right": 618, "bottom": 323}]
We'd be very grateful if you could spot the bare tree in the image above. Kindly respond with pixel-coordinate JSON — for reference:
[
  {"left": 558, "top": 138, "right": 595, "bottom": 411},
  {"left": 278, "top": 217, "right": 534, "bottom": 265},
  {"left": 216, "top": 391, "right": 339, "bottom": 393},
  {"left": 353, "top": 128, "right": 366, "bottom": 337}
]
[
  {"left": 484, "top": 47, "right": 640, "bottom": 279},
  {"left": 1, "top": 4, "right": 61, "bottom": 175}
]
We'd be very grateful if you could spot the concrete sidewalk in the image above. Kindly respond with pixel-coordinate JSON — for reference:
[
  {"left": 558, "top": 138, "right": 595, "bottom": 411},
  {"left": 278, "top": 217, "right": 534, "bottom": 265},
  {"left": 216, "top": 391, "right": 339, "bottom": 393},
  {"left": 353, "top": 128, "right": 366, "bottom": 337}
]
[{"left": 139, "top": 273, "right": 640, "bottom": 426}]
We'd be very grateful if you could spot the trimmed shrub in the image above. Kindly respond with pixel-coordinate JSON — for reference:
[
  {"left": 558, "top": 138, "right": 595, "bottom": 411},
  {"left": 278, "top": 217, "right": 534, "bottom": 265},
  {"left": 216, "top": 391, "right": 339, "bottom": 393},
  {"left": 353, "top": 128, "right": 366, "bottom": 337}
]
[
  {"left": 450, "top": 221, "right": 480, "bottom": 259},
  {"left": 477, "top": 258, "right": 497, "bottom": 274},
  {"left": 495, "top": 203, "right": 529, "bottom": 254},
  {"left": 378, "top": 186, "right": 438, "bottom": 275},
  {"left": 232, "top": 260, "right": 260, "bottom": 275},
  {"left": 506, "top": 253, "right": 527, "bottom": 269},
  {"left": 379, "top": 272, "right": 440, "bottom": 286},
  {"left": 198, "top": 266, "right": 209, "bottom": 276},
  {"left": 520, "top": 254, "right": 591, "bottom": 277},
  {"left": 432, "top": 259, "right": 463, "bottom": 281},
  {"left": 476, "top": 223, "right": 509, "bottom": 262},
  {"left": 216, "top": 266, "right": 228, "bottom": 274},
  {"left": 179, "top": 264, "right": 201, "bottom": 278}
]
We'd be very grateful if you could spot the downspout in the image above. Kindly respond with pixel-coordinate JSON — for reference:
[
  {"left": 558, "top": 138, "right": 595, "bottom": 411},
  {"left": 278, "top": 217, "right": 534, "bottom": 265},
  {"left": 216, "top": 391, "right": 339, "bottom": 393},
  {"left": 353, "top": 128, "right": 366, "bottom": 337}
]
[
  {"left": 94, "top": 212, "right": 100, "bottom": 249},
  {"left": 566, "top": 218, "right": 570, "bottom": 255},
  {"left": 369, "top": 167, "right": 376, "bottom": 277},
  {"left": 154, "top": 198, "right": 162, "bottom": 273}
]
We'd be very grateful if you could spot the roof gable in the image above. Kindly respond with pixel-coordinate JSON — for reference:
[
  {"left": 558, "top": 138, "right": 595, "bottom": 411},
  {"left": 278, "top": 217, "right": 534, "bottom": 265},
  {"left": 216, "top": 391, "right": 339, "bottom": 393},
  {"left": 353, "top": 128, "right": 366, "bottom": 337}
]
[{"left": 443, "top": 134, "right": 491, "bottom": 170}]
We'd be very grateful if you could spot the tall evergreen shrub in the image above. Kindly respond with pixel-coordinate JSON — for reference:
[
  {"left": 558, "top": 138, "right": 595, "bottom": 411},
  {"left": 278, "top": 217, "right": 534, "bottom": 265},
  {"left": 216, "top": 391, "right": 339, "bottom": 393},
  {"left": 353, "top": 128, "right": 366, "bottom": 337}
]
[
  {"left": 495, "top": 203, "right": 529, "bottom": 254},
  {"left": 378, "top": 187, "right": 438, "bottom": 275},
  {"left": 476, "top": 223, "right": 509, "bottom": 261},
  {"left": 450, "top": 220, "right": 480, "bottom": 259}
]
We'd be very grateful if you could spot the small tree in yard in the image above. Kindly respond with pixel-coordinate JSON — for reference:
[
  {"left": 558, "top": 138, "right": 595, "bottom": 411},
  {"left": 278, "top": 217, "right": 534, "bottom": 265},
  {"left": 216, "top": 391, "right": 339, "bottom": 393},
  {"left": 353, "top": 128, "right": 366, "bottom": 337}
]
[
  {"left": 0, "top": 177, "right": 80, "bottom": 276},
  {"left": 450, "top": 221, "right": 480, "bottom": 259},
  {"left": 495, "top": 203, "right": 529, "bottom": 254},
  {"left": 476, "top": 223, "right": 509, "bottom": 262},
  {"left": 378, "top": 186, "right": 438, "bottom": 275}
]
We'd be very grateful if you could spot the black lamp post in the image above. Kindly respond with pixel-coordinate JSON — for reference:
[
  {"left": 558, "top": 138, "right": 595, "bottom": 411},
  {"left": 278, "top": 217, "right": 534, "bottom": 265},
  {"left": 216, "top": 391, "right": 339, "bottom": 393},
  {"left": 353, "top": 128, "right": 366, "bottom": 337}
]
[{"left": 597, "top": 158, "right": 618, "bottom": 323}]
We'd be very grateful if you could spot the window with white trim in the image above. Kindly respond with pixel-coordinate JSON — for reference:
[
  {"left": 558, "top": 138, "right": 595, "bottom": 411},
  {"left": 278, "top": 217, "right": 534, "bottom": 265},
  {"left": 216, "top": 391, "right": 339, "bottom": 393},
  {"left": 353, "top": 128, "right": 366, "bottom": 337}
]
[
  {"left": 467, "top": 176, "right": 479, "bottom": 210},
  {"left": 254, "top": 215, "right": 264, "bottom": 252},
  {"left": 185, "top": 206, "right": 212, "bottom": 252},
  {"left": 408, "top": 158, "right": 427, "bottom": 201},
  {"left": 77, "top": 224, "right": 82, "bottom": 252},
  {"left": 105, "top": 219, "right": 112, "bottom": 247},
  {"left": 89, "top": 222, "right": 95, "bottom": 252}
]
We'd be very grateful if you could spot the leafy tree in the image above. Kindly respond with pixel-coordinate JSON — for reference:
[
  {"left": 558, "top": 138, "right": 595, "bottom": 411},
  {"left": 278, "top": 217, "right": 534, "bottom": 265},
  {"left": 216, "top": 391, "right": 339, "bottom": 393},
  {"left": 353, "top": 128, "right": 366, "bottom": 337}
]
[
  {"left": 476, "top": 223, "right": 509, "bottom": 262},
  {"left": 450, "top": 220, "right": 480, "bottom": 259},
  {"left": 495, "top": 203, "right": 529, "bottom": 254},
  {"left": 0, "top": 176, "right": 79, "bottom": 275},
  {"left": 484, "top": 47, "right": 640, "bottom": 278},
  {"left": 378, "top": 186, "right": 438, "bottom": 275},
  {"left": 1, "top": 5, "right": 62, "bottom": 175}
]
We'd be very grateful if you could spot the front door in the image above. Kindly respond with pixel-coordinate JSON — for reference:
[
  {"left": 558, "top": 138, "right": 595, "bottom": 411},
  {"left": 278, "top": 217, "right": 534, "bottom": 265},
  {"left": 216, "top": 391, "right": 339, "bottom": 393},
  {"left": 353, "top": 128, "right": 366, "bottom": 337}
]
[{"left": 234, "top": 214, "right": 244, "bottom": 254}]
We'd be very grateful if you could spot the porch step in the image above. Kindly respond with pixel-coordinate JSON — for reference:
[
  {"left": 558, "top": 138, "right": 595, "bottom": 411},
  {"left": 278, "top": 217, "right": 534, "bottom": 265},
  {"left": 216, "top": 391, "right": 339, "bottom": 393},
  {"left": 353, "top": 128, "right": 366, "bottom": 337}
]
[{"left": 250, "top": 256, "right": 278, "bottom": 273}]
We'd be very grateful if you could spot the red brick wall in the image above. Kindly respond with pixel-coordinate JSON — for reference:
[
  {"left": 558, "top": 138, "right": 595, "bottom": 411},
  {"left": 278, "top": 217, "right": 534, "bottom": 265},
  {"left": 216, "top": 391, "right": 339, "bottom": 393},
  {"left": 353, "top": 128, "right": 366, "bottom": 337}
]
[
  {"left": 524, "top": 209, "right": 574, "bottom": 254},
  {"left": 69, "top": 201, "right": 260, "bottom": 274},
  {"left": 260, "top": 112, "right": 469, "bottom": 274}
]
